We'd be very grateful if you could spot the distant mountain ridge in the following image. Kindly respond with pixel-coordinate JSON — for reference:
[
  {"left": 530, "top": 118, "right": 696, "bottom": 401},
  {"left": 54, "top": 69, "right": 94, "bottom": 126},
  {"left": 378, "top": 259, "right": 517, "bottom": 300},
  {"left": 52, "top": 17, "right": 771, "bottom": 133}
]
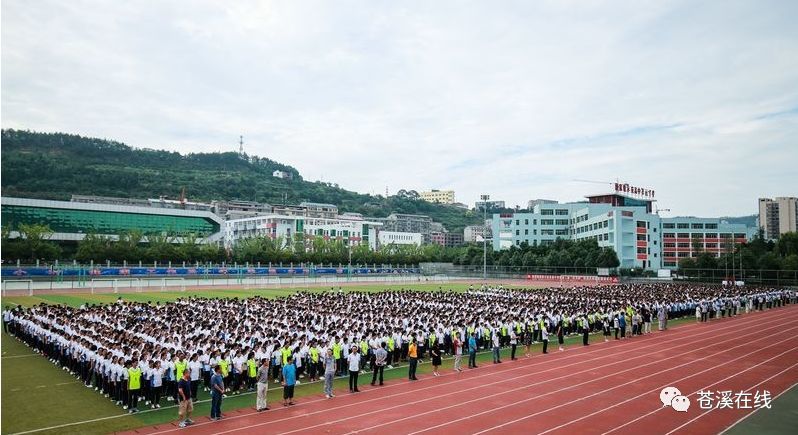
[{"left": 0, "top": 129, "right": 481, "bottom": 231}]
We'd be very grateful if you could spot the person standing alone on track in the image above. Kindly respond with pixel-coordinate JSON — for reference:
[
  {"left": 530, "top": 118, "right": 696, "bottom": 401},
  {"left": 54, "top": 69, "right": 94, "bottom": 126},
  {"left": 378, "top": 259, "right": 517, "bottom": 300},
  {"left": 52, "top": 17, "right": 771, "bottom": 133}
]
[
  {"left": 582, "top": 315, "right": 590, "bottom": 346},
  {"left": 453, "top": 332, "right": 463, "bottom": 372},
  {"left": 256, "top": 358, "right": 270, "bottom": 412},
  {"left": 347, "top": 346, "right": 361, "bottom": 393},
  {"left": 323, "top": 348, "right": 336, "bottom": 398},
  {"left": 281, "top": 356, "right": 297, "bottom": 406},
  {"left": 210, "top": 365, "right": 224, "bottom": 421},
  {"left": 430, "top": 342, "right": 442, "bottom": 376},
  {"left": 371, "top": 342, "right": 387, "bottom": 386},
  {"left": 408, "top": 335, "right": 419, "bottom": 380},
  {"left": 468, "top": 332, "right": 478, "bottom": 368},
  {"left": 492, "top": 331, "right": 502, "bottom": 364},
  {"left": 541, "top": 321, "right": 549, "bottom": 354},
  {"left": 509, "top": 328, "right": 518, "bottom": 360},
  {"left": 177, "top": 370, "right": 194, "bottom": 428}
]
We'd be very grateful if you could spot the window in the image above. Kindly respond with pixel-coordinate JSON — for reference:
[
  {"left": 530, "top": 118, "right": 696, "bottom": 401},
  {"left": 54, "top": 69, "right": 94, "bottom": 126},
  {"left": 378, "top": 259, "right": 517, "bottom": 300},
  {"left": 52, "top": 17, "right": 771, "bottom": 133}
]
[
  {"left": 516, "top": 219, "right": 520, "bottom": 225},
  {"left": 555, "top": 229, "right": 568, "bottom": 236},
  {"left": 555, "top": 219, "right": 568, "bottom": 225},
  {"left": 541, "top": 229, "right": 554, "bottom": 235},
  {"left": 705, "top": 223, "right": 718, "bottom": 229},
  {"left": 541, "top": 209, "right": 554, "bottom": 215},
  {"left": 524, "top": 229, "right": 528, "bottom": 235},
  {"left": 663, "top": 223, "right": 675, "bottom": 229},
  {"left": 705, "top": 233, "right": 717, "bottom": 238},
  {"left": 515, "top": 230, "right": 520, "bottom": 236},
  {"left": 664, "top": 261, "right": 677, "bottom": 267},
  {"left": 555, "top": 209, "right": 569, "bottom": 215},
  {"left": 677, "top": 243, "right": 690, "bottom": 248},
  {"left": 735, "top": 233, "right": 746, "bottom": 238},
  {"left": 691, "top": 223, "right": 704, "bottom": 229},
  {"left": 690, "top": 233, "right": 704, "bottom": 239},
  {"left": 664, "top": 233, "right": 675, "bottom": 238},
  {"left": 637, "top": 247, "right": 646, "bottom": 254},
  {"left": 524, "top": 219, "right": 529, "bottom": 225},
  {"left": 677, "top": 223, "right": 689, "bottom": 229},
  {"left": 706, "top": 243, "right": 717, "bottom": 248},
  {"left": 678, "top": 252, "right": 689, "bottom": 258},
  {"left": 678, "top": 233, "right": 689, "bottom": 238},
  {"left": 541, "top": 219, "right": 554, "bottom": 225}
]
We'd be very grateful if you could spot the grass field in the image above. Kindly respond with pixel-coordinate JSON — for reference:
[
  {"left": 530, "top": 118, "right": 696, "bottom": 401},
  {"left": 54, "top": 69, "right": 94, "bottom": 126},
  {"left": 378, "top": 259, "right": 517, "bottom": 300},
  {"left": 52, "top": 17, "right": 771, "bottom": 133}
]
[
  {"left": 0, "top": 283, "right": 485, "bottom": 309},
  {"left": 2, "top": 283, "right": 795, "bottom": 434}
]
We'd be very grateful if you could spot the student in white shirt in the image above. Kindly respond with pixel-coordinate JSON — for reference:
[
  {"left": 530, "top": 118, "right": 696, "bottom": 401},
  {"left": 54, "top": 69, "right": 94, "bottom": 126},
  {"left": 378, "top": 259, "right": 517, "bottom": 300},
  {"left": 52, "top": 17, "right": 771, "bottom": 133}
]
[
  {"left": 347, "top": 346, "right": 361, "bottom": 393},
  {"left": 188, "top": 354, "right": 202, "bottom": 400},
  {"left": 150, "top": 360, "right": 165, "bottom": 408}
]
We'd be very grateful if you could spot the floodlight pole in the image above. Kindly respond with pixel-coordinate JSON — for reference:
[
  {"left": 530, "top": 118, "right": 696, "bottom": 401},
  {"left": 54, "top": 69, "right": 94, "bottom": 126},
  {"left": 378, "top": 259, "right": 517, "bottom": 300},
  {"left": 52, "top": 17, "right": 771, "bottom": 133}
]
[{"left": 481, "top": 194, "right": 490, "bottom": 281}]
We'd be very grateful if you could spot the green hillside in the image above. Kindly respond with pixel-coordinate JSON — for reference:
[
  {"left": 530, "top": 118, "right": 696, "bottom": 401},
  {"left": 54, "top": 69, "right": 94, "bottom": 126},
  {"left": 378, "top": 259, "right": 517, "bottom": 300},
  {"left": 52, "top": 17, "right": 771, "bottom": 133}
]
[{"left": 0, "top": 129, "right": 481, "bottom": 231}]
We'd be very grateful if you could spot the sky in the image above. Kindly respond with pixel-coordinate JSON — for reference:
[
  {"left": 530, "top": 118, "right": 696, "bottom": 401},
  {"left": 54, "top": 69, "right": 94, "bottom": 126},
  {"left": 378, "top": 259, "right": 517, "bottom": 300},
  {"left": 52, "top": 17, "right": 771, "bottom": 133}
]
[{"left": 2, "top": 0, "right": 797, "bottom": 217}]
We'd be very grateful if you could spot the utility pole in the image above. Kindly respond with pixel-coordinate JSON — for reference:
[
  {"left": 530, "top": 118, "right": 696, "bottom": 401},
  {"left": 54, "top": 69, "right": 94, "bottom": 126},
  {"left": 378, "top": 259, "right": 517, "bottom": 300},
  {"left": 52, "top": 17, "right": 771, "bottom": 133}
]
[
  {"left": 481, "top": 194, "right": 490, "bottom": 280},
  {"left": 239, "top": 135, "right": 244, "bottom": 155}
]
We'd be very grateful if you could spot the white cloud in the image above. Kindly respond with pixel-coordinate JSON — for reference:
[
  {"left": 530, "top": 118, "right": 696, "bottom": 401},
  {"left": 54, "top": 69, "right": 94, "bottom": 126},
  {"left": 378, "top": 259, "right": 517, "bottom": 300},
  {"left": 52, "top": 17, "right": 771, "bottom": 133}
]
[{"left": 2, "top": 0, "right": 797, "bottom": 216}]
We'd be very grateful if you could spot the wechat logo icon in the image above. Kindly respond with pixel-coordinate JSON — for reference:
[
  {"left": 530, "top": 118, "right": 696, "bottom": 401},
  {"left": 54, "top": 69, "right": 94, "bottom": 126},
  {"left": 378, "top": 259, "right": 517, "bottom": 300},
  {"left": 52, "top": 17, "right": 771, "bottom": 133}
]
[{"left": 660, "top": 386, "right": 691, "bottom": 412}]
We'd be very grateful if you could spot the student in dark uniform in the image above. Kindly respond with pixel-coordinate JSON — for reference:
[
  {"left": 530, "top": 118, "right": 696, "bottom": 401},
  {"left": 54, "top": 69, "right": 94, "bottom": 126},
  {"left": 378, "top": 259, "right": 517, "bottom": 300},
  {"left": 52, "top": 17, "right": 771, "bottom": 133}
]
[
  {"left": 582, "top": 315, "right": 590, "bottom": 346},
  {"left": 541, "top": 322, "right": 549, "bottom": 354}
]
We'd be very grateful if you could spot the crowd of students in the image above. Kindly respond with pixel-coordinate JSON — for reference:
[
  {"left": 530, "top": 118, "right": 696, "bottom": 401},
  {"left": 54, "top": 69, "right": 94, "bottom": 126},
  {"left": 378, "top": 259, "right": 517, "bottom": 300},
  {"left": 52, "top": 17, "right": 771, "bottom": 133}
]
[{"left": 3, "top": 283, "right": 795, "bottom": 425}]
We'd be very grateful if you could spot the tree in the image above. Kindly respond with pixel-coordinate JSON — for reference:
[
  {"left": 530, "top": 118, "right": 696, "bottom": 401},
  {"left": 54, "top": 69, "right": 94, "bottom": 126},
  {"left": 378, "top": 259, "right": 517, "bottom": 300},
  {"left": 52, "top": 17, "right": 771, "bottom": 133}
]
[
  {"left": 76, "top": 233, "right": 113, "bottom": 263},
  {"left": 696, "top": 252, "right": 718, "bottom": 270},
  {"left": 597, "top": 248, "right": 620, "bottom": 268},
  {"left": 678, "top": 257, "right": 697, "bottom": 274},
  {"left": 13, "top": 223, "right": 62, "bottom": 261},
  {"left": 775, "top": 232, "right": 798, "bottom": 257},
  {"left": 782, "top": 254, "right": 798, "bottom": 271}
]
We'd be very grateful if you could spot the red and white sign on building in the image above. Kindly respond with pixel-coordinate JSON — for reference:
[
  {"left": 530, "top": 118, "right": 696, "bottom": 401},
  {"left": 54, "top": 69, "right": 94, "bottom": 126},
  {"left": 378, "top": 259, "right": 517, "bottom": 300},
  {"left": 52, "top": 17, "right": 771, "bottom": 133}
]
[{"left": 614, "top": 183, "right": 655, "bottom": 199}]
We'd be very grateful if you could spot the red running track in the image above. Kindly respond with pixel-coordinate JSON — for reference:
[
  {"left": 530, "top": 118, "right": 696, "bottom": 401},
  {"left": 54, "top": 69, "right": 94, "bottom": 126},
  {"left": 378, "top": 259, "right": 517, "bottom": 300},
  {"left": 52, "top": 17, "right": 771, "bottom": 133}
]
[{"left": 122, "top": 304, "right": 798, "bottom": 435}]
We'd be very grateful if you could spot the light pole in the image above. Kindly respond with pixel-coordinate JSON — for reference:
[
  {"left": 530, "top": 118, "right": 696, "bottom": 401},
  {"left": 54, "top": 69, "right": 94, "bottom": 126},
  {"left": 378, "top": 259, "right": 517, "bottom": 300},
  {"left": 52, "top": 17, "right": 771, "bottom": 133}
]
[{"left": 481, "top": 194, "right": 490, "bottom": 281}]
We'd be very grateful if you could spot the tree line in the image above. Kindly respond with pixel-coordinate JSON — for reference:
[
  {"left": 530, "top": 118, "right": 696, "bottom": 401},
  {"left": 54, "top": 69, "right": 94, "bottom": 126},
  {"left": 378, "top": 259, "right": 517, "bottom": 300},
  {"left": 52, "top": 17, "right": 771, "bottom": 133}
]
[
  {"left": 678, "top": 230, "right": 798, "bottom": 275},
  {"left": 2, "top": 224, "right": 620, "bottom": 269}
]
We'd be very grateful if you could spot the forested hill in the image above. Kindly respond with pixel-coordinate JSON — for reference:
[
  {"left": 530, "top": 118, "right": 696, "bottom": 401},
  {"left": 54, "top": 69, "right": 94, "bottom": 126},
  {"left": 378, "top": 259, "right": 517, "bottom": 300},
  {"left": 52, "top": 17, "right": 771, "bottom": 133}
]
[{"left": 1, "top": 129, "right": 481, "bottom": 231}]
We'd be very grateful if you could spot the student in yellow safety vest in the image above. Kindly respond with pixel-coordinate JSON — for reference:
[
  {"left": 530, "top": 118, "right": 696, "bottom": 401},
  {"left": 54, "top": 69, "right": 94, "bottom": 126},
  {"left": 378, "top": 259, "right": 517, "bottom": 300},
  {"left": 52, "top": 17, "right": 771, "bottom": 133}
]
[
  {"left": 332, "top": 338, "right": 343, "bottom": 376},
  {"left": 246, "top": 352, "right": 257, "bottom": 391},
  {"left": 308, "top": 342, "right": 320, "bottom": 382},
  {"left": 218, "top": 352, "right": 230, "bottom": 393},
  {"left": 127, "top": 358, "right": 142, "bottom": 413},
  {"left": 359, "top": 339, "right": 369, "bottom": 371},
  {"left": 386, "top": 335, "right": 395, "bottom": 367}
]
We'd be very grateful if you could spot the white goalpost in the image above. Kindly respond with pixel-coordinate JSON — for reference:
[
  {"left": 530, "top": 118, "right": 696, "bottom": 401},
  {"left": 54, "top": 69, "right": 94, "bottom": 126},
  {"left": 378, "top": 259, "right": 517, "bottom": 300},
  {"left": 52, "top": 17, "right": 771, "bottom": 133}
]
[
  {"left": 139, "top": 277, "right": 186, "bottom": 292},
  {"left": 2, "top": 280, "right": 34, "bottom": 296}
]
